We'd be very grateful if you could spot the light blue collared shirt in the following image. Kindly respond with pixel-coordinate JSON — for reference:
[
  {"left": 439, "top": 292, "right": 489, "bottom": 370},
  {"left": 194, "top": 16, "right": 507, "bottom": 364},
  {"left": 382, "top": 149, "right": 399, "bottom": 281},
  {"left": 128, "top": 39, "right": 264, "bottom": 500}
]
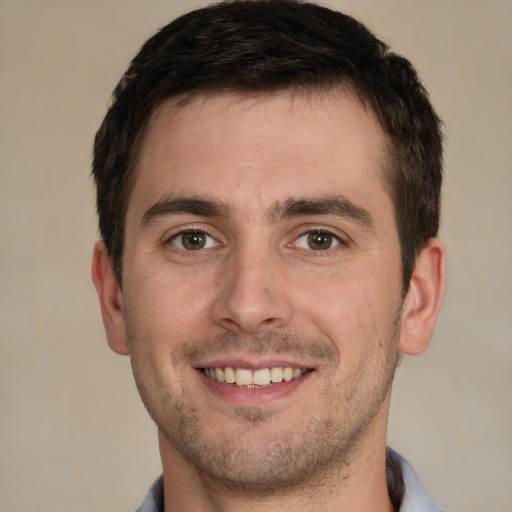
[{"left": 134, "top": 449, "right": 446, "bottom": 511}]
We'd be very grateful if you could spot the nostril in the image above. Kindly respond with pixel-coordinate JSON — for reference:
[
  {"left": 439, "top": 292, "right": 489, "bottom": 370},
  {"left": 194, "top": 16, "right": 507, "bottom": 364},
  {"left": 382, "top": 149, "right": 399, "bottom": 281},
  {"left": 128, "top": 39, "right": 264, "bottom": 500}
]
[{"left": 210, "top": 272, "right": 294, "bottom": 334}]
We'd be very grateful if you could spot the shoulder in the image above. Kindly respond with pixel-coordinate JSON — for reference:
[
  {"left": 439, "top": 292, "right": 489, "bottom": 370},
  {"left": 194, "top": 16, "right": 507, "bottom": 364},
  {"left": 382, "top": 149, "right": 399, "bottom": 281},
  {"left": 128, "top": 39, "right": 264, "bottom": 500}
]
[
  {"left": 133, "top": 475, "right": 164, "bottom": 512},
  {"left": 387, "top": 448, "right": 448, "bottom": 512}
]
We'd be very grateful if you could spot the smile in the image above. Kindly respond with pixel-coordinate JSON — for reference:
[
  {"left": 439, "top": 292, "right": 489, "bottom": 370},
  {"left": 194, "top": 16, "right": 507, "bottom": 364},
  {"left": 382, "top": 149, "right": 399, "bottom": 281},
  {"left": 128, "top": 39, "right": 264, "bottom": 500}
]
[{"left": 202, "top": 367, "right": 308, "bottom": 388}]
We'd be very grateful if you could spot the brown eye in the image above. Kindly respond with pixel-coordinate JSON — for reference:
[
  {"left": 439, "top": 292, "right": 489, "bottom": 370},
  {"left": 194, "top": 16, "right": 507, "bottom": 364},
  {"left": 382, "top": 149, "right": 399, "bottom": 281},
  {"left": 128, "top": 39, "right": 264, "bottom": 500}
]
[
  {"left": 294, "top": 231, "right": 341, "bottom": 251},
  {"left": 307, "top": 232, "right": 334, "bottom": 250},
  {"left": 182, "top": 232, "right": 205, "bottom": 250},
  {"left": 171, "top": 230, "right": 215, "bottom": 250}
]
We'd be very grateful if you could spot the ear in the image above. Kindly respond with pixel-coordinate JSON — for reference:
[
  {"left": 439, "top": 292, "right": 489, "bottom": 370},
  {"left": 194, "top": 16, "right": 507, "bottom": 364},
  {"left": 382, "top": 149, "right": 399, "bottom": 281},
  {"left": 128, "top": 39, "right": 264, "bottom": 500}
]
[
  {"left": 91, "top": 240, "right": 130, "bottom": 355},
  {"left": 399, "top": 238, "right": 446, "bottom": 356}
]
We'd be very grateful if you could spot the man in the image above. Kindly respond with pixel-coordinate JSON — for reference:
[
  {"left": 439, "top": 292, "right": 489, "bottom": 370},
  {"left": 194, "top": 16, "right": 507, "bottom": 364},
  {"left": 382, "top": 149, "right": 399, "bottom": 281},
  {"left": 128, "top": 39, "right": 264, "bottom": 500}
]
[{"left": 91, "top": 1, "right": 446, "bottom": 510}]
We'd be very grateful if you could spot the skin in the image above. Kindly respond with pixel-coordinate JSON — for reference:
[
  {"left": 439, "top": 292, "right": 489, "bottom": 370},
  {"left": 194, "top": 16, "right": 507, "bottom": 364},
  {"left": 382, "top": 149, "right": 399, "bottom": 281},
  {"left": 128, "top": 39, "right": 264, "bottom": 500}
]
[{"left": 92, "top": 90, "right": 446, "bottom": 511}]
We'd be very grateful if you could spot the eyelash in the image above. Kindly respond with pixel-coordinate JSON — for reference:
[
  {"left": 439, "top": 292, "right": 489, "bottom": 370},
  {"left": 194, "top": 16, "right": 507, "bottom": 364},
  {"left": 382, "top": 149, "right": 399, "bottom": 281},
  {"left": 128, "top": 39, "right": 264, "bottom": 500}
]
[
  {"left": 292, "top": 228, "right": 346, "bottom": 253},
  {"left": 165, "top": 226, "right": 347, "bottom": 254},
  {"left": 167, "top": 228, "right": 218, "bottom": 252}
]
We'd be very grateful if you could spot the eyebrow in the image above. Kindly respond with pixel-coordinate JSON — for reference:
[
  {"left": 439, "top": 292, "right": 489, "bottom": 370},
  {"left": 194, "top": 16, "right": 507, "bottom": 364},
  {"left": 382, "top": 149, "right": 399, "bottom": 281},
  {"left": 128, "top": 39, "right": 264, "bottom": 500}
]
[
  {"left": 271, "top": 195, "right": 376, "bottom": 233},
  {"left": 140, "top": 194, "right": 375, "bottom": 233},
  {"left": 140, "top": 196, "right": 231, "bottom": 230}
]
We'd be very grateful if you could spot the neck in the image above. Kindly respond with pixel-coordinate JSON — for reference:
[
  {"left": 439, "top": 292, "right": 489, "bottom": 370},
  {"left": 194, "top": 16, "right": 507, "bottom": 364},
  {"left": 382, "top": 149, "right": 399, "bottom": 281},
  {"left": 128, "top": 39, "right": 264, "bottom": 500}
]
[{"left": 158, "top": 414, "right": 395, "bottom": 512}]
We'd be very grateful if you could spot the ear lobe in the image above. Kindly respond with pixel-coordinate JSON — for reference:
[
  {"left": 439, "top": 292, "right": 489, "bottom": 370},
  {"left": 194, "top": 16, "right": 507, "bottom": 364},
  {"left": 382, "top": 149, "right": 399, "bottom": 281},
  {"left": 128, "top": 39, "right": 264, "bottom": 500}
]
[
  {"left": 91, "top": 240, "right": 130, "bottom": 355},
  {"left": 399, "top": 238, "right": 446, "bottom": 356}
]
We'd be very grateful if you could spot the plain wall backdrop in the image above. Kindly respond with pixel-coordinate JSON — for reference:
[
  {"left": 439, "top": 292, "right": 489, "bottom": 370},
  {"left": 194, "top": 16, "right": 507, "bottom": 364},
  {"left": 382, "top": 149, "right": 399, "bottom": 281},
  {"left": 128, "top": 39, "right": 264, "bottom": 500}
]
[{"left": 1, "top": 1, "right": 511, "bottom": 510}]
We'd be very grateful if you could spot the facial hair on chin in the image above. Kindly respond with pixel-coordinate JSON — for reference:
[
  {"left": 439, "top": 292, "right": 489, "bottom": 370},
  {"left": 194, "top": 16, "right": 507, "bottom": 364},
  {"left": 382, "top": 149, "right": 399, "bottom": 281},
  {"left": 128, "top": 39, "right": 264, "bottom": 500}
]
[{"left": 128, "top": 320, "right": 401, "bottom": 496}]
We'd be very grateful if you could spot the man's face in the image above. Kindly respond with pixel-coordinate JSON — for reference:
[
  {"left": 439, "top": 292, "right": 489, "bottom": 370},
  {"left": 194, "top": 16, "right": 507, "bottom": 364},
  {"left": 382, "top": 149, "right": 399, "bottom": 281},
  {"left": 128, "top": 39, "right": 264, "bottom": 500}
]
[{"left": 119, "top": 91, "right": 404, "bottom": 490}]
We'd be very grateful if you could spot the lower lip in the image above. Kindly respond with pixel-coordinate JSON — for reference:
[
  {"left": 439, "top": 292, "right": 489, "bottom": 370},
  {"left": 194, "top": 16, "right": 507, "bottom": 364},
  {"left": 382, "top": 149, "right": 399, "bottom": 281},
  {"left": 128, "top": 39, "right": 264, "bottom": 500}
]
[{"left": 197, "top": 369, "right": 313, "bottom": 405}]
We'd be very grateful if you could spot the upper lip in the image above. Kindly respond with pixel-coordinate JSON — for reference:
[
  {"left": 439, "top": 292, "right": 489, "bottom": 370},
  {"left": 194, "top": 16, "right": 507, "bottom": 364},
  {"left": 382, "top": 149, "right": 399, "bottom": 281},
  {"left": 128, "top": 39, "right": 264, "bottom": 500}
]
[{"left": 193, "top": 355, "right": 315, "bottom": 371}]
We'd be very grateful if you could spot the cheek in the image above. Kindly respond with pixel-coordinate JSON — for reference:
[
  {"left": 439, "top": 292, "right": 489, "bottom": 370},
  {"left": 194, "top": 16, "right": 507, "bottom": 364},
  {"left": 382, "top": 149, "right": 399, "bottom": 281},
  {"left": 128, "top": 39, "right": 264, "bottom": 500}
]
[
  {"left": 298, "top": 267, "right": 397, "bottom": 352},
  {"left": 124, "top": 262, "right": 217, "bottom": 344}
]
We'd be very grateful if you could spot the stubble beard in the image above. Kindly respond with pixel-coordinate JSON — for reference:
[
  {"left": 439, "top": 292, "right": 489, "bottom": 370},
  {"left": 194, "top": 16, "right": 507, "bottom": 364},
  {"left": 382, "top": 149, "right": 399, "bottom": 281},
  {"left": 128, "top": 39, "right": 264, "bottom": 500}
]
[{"left": 128, "top": 318, "right": 401, "bottom": 496}]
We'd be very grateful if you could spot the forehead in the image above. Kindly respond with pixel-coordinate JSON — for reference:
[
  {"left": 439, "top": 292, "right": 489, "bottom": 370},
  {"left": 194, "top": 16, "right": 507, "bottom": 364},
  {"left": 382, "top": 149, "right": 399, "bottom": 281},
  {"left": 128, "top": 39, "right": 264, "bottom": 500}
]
[{"left": 128, "top": 90, "right": 390, "bottom": 223}]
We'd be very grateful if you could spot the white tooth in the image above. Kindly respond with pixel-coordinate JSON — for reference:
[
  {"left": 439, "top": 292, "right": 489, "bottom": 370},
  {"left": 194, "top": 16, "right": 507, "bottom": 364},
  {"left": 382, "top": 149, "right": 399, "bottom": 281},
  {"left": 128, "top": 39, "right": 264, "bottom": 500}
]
[
  {"left": 270, "top": 367, "right": 284, "bottom": 383},
  {"left": 253, "top": 368, "right": 271, "bottom": 386},
  {"left": 209, "top": 368, "right": 217, "bottom": 380},
  {"left": 235, "top": 368, "right": 252, "bottom": 386},
  {"left": 225, "top": 367, "right": 236, "bottom": 384},
  {"left": 283, "top": 367, "right": 293, "bottom": 381},
  {"left": 215, "top": 368, "right": 225, "bottom": 383},
  {"left": 293, "top": 369, "right": 303, "bottom": 379}
]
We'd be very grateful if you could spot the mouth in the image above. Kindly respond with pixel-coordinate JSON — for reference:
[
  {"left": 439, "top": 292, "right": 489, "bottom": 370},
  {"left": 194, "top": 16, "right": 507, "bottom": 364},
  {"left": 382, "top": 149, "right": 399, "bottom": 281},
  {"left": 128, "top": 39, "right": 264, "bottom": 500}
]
[{"left": 201, "top": 366, "right": 310, "bottom": 388}]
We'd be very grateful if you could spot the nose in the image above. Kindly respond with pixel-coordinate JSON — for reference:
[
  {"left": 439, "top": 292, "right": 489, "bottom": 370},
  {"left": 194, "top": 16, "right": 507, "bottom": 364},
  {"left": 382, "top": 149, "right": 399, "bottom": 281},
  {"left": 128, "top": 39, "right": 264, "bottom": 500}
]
[{"left": 211, "top": 246, "right": 294, "bottom": 334}]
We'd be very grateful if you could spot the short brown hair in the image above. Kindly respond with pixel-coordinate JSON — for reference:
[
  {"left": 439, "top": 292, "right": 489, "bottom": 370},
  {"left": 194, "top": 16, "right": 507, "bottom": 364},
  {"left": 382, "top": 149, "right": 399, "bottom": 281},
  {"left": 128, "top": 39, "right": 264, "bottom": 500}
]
[{"left": 92, "top": 0, "right": 443, "bottom": 292}]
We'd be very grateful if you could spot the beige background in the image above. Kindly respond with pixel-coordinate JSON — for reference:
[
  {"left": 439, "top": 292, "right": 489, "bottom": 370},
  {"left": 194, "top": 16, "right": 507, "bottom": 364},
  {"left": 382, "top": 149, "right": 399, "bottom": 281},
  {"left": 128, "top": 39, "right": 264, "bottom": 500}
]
[{"left": 1, "top": 1, "right": 511, "bottom": 511}]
